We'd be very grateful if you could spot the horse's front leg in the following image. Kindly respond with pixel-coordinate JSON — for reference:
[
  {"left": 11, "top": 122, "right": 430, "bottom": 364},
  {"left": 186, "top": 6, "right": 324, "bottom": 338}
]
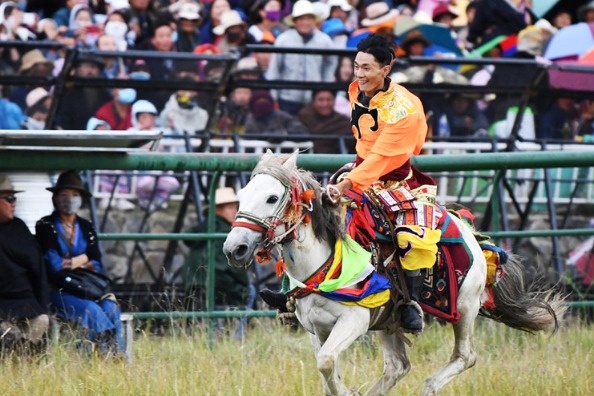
[
  {"left": 314, "top": 310, "right": 370, "bottom": 396},
  {"left": 363, "top": 330, "right": 410, "bottom": 396}
]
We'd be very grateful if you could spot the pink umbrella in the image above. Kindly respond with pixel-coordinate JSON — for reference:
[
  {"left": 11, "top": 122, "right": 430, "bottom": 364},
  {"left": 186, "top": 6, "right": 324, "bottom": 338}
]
[{"left": 548, "top": 47, "right": 594, "bottom": 91}]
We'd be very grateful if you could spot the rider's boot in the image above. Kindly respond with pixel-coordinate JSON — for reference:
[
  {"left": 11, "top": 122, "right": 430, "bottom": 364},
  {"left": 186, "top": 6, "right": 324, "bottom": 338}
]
[
  {"left": 259, "top": 289, "right": 288, "bottom": 312},
  {"left": 400, "top": 270, "right": 424, "bottom": 332}
]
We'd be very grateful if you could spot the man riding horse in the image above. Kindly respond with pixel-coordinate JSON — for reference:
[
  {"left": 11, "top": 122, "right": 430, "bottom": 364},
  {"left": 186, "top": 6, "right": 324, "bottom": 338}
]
[{"left": 261, "top": 33, "right": 441, "bottom": 333}]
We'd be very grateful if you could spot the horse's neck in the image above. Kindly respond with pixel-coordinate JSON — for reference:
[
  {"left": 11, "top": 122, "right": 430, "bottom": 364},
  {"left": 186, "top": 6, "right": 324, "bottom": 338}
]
[{"left": 282, "top": 223, "right": 333, "bottom": 282}]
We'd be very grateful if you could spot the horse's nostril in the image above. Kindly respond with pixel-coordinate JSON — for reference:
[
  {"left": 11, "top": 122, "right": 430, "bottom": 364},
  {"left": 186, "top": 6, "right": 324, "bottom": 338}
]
[{"left": 235, "top": 244, "right": 249, "bottom": 259}]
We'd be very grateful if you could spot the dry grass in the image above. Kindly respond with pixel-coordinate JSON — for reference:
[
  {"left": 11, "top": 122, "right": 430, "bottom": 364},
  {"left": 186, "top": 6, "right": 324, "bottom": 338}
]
[{"left": 1, "top": 316, "right": 593, "bottom": 395}]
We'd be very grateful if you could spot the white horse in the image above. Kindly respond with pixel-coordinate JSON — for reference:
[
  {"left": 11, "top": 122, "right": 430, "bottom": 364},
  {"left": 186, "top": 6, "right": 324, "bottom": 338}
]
[{"left": 223, "top": 151, "right": 566, "bottom": 396}]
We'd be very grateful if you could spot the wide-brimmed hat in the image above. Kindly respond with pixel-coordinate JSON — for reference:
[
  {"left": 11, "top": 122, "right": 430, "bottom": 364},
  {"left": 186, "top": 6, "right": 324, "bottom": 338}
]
[
  {"left": 213, "top": 10, "right": 245, "bottom": 35},
  {"left": 46, "top": 170, "right": 92, "bottom": 198},
  {"left": 285, "top": 0, "right": 320, "bottom": 26},
  {"left": 25, "top": 87, "right": 51, "bottom": 108},
  {"left": 432, "top": 4, "right": 458, "bottom": 22},
  {"left": 361, "top": 2, "right": 399, "bottom": 28},
  {"left": 0, "top": 175, "right": 23, "bottom": 194},
  {"left": 328, "top": 0, "right": 352, "bottom": 13},
  {"left": 400, "top": 30, "right": 432, "bottom": 53},
  {"left": 18, "top": 49, "right": 54, "bottom": 74},
  {"left": 203, "top": 187, "right": 239, "bottom": 213},
  {"left": 178, "top": 2, "right": 201, "bottom": 20}
]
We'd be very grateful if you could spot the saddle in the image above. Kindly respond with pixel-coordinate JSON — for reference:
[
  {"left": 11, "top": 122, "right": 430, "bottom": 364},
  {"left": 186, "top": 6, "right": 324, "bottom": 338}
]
[{"left": 343, "top": 190, "right": 506, "bottom": 324}]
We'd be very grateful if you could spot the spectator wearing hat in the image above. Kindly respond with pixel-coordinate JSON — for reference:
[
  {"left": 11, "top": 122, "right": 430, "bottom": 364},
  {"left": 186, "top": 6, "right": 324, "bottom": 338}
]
[
  {"left": 432, "top": 3, "right": 458, "bottom": 29},
  {"left": 247, "top": 0, "right": 286, "bottom": 43},
  {"left": 183, "top": 187, "right": 252, "bottom": 312},
  {"left": 213, "top": 10, "right": 255, "bottom": 54},
  {"left": 24, "top": 87, "right": 52, "bottom": 130},
  {"left": 56, "top": 52, "right": 111, "bottom": 130},
  {"left": 399, "top": 30, "right": 432, "bottom": 57},
  {"left": 174, "top": 2, "right": 202, "bottom": 52},
  {"left": 199, "top": 0, "right": 232, "bottom": 45},
  {"left": 328, "top": 0, "right": 357, "bottom": 31},
  {"left": 347, "top": 1, "right": 400, "bottom": 48},
  {"left": 0, "top": 174, "right": 50, "bottom": 357},
  {"left": 10, "top": 49, "right": 54, "bottom": 111},
  {"left": 267, "top": 0, "right": 337, "bottom": 115},
  {"left": 36, "top": 170, "right": 125, "bottom": 358},
  {"left": 245, "top": 89, "right": 308, "bottom": 138},
  {"left": 297, "top": 89, "right": 353, "bottom": 153}
]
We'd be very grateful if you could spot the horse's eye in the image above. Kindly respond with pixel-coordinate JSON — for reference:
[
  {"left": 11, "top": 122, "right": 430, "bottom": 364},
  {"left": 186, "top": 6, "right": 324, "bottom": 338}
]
[{"left": 266, "top": 195, "right": 279, "bottom": 204}]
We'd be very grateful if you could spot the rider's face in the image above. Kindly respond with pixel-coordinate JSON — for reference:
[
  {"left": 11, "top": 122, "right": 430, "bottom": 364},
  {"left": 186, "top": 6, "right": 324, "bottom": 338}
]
[{"left": 354, "top": 52, "right": 390, "bottom": 98}]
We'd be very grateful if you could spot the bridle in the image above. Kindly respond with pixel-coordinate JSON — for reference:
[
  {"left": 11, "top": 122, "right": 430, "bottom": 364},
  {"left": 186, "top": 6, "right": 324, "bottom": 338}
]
[{"left": 231, "top": 172, "right": 315, "bottom": 249}]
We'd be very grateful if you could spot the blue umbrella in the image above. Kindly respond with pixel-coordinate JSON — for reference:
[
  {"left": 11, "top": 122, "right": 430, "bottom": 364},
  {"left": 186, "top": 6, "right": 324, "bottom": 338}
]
[{"left": 544, "top": 22, "right": 594, "bottom": 60}]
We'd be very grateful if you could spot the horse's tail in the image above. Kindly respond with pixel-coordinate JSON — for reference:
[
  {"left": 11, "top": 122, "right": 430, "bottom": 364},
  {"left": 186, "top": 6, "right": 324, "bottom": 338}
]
[{"left": 479, "top": 253, "right": 567, "bottom": 333}]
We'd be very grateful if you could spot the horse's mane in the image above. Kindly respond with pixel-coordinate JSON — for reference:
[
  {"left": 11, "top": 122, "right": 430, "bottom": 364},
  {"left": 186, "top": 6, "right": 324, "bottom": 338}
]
[{"left": 252, "top": 152, "right": 344, "bottom": 243}]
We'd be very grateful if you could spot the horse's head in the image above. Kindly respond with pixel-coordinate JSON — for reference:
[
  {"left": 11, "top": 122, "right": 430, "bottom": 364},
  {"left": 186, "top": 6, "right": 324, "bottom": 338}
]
[{"left": 223, "top": 150, "right": 315, "bottom": 268}]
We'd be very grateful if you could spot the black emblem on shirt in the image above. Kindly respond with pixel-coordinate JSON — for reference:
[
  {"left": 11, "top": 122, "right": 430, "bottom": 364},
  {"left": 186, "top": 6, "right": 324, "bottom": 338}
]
[{"left": 351, "top": 102, "right": 379, "bottom": 139}]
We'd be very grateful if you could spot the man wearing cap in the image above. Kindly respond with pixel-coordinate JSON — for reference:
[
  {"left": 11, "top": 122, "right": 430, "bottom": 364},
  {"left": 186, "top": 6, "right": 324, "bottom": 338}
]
[
  {"left": 183, "top": 188, "right": 251, "bottom": 310},
  {"left": 267, "top": 0, "right": 337, "bottom": 115},
  {"left": 0, "top": 175, "right": 50, "bottom": 355}
]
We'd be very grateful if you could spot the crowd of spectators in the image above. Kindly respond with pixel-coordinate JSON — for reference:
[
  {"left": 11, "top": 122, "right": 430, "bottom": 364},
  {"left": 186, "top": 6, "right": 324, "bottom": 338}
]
[
  {"left": 1, "top": 0, "right": 594, "bottom": 210},
  {"left": 0, "top": 0, "right": 592, "bottom": 144}
]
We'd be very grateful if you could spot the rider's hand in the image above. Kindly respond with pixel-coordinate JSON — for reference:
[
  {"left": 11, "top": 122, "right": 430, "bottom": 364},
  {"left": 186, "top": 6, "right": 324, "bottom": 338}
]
[{"left": 325, "top": 179, "right": 352, "bottom": 204}]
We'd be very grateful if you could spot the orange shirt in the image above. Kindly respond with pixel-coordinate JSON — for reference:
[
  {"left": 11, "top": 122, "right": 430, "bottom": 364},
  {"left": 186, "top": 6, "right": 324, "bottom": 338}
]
[{"left": 346, "top": 79, "right": 427, "bottom": 192}]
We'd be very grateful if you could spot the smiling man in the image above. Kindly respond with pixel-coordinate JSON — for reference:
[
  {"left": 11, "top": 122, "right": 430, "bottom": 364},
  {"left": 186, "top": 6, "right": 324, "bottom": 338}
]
[{"left": 326, "top": 34, "right": 441, "bottom": 333}]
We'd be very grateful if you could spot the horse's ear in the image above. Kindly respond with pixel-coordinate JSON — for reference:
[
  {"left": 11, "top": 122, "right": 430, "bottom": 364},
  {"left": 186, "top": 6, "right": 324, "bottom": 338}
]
[{"left": 282, "top": 149, "right": 299, "bottom": 170}]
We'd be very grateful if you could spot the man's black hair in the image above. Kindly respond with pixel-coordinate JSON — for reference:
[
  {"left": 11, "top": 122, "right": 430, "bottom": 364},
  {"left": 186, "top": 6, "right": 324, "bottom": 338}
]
[
  {"left": 356, "top": 34, "right": 395, "bottom": 66},
  {"left": 312, "top": 88, "right": 337, "bottom": 99}
]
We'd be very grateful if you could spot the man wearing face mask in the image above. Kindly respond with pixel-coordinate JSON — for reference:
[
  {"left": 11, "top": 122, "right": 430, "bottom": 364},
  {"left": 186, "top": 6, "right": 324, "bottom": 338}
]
[
  {"left": 93, "top": 87, "right": 136, "bottom": 130},
  {"left": 213, "top": 10, "right": 255, "bottom": 54},
  {"left": 160, "top": 79, "right": 209, "bottom": 134},
  {"left": 36, "top": 171, "right": 125, "bottom": 358}
]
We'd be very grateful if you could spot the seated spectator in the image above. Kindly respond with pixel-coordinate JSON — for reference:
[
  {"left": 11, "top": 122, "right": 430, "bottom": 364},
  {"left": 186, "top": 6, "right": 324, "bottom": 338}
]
[
  {"left": 160, "top": 79, "right": 209, "bottom": 134},
  {"left": 579, "top": 1, "right": 594, "bottom": 23},
  {"left": 130, "top": 100, "right": 181, "bottom": 210},
  {"left": 213, "top": 10, "right": 255, "bottom": 54},
  {"left": 0, "top": 175, "right": 49, "bottom": 357},
  {"left": 183, "top": 187, "right": 252, "bottom": 310},
  {"left": 438, "top": 93, "right": 490, "bottom": 139},
  {"left": 96, "top": 34, "right": 127, "bottom": 79},
  {"left": 94, "top": 86, "right": 136, "bottom": 131},
  {"left": 11, "top": 50, "right": 54, "bottom": 111},
  {"left": 174, "top": 2, "right": 202, "bottom": 52},
  {"left": 213, "top": 86, "right": 252, "bottom": 135},
  {"left": 0, "top": 83, "right": 26, "bottom": 130},
  {"left": 247, "top": 0, "right": 286, "bottom": 43},
  {"left": 35, "top": 171, "right": 125, "bottom": 358},
  {"left": 297, "top": 89, "right": 352, "bottom": 153},
  {"left": 103, "top": 6, "right": 135, "bottom": 52},
  {"left": 24, "top": 88, "right": 52, "bottom": 130},
  {"left": 51, "top": 0, "right": 88, "bottom": 27},
  {"left": 199, "top": 0, "right": 232, "bottom": 45},
  {"left": 551, "top": 9, "right": 572, "bottom": 30},
  {"left": 245, "top": 89, "right": 308, "bottom": 138},
  {"left": 135, "top": 17, "right": 177, "bottom": 80},
  {"left": 333, "top": 55, "right": 354, "bottom": 117},
  {"left": 267, "top": 0, "right": 337, "bottom": 115},
  {"left": 56, "top": 52, "right": 111, "bottom": 130},
  {"left": 68, "top": 3, "right": 100, "bottom": 48},
  {"left": 538, "top": 97, "right": 579, "bottom": 141}
]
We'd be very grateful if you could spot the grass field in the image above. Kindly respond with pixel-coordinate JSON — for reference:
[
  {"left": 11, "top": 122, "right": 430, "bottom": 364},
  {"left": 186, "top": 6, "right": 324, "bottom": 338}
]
[{"left": 1, "top": 316, "right": 593, "bottom": 396}]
